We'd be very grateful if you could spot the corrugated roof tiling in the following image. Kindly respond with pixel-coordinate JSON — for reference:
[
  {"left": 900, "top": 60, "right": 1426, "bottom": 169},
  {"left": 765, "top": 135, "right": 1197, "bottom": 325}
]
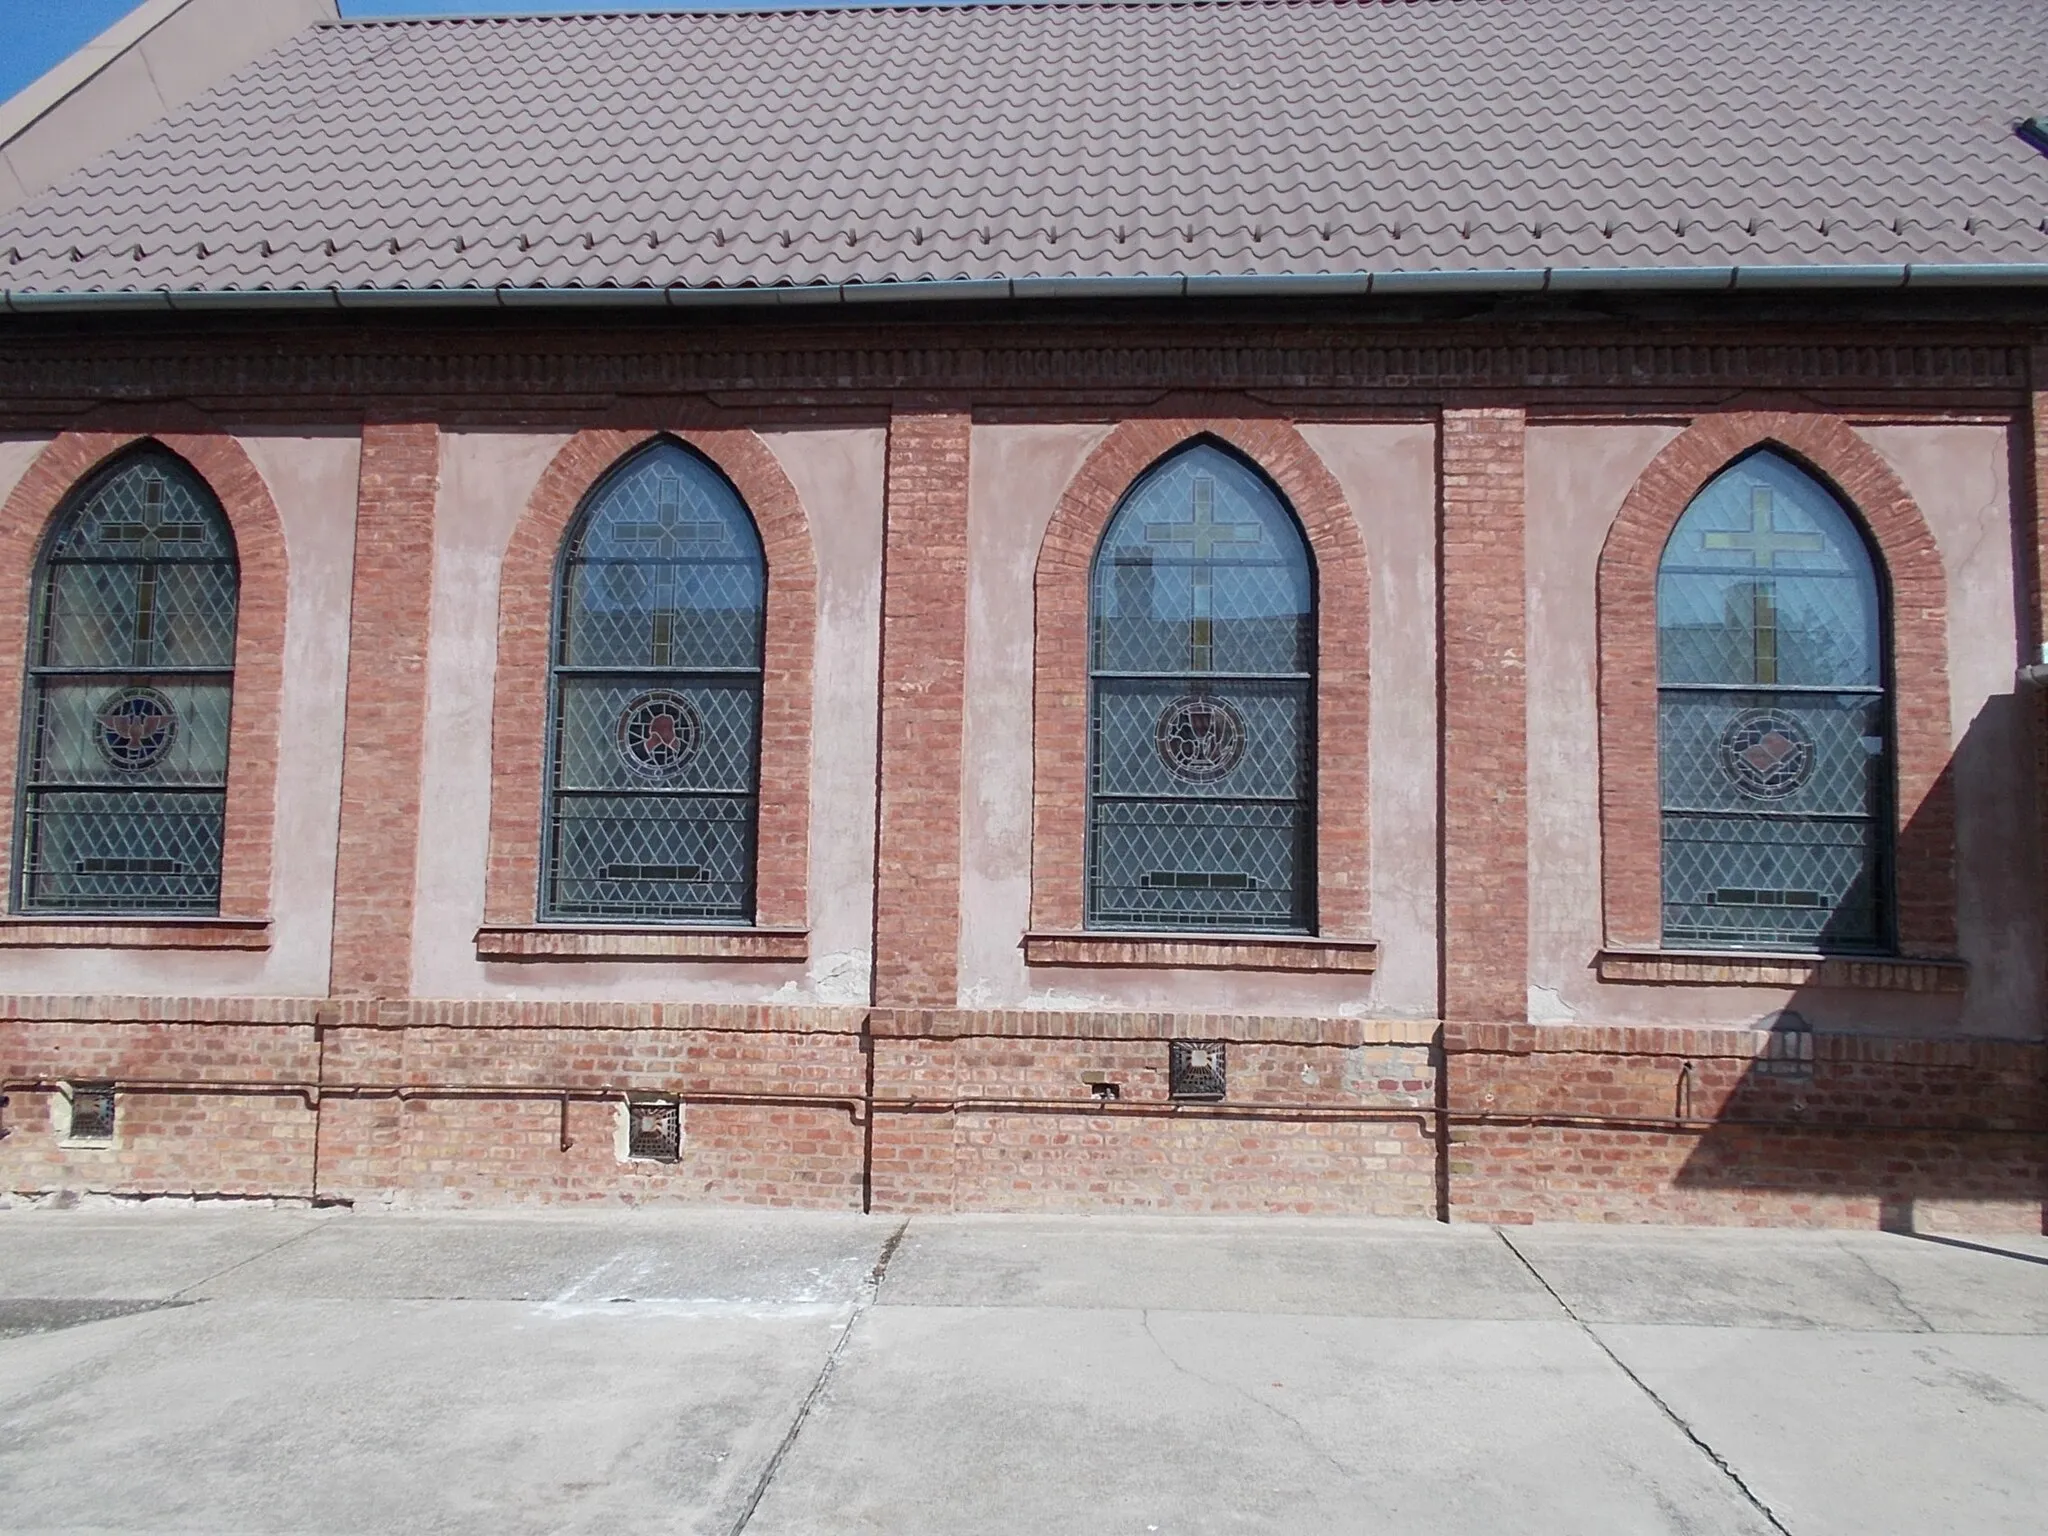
[{"left": 5, "top": 0, "right": 2048, "bottom": 296}]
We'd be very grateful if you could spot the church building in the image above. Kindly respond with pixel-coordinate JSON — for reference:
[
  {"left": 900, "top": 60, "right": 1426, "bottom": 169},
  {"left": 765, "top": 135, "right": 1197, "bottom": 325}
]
[{"left": 0, "top": 0, "right": 2043, "bottom": 1230}]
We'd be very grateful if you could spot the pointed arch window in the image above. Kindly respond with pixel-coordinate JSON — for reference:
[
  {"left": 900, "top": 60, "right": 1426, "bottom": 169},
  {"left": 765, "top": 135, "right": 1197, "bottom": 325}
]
[
  {"left": 15, "top": 451, "right": 239, "bottom": 914},
  {"left": 542, "top": 440, "right": 766, "bottom": 924},
  {"left": 1087, "top": 442, "right": 1315, "bottom": 932},
  {"left": 1657, "top": 450, "right": 1890, "bottom": 951}
]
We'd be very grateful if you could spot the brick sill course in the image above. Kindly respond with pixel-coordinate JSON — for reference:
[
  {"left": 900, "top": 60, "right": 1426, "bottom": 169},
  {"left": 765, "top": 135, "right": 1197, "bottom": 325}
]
[
  {"left": 1023, "top": 930, "right": 1379, "bottom": 973},
  {"left": 1595, "top": 947, "right": 1966, "bottom": 993},
  {"left": 474, "top": 925, "right": 808, "bottom": 962},
  {"left": 0, "top": 919, "right": 271, "bottom": 951}
]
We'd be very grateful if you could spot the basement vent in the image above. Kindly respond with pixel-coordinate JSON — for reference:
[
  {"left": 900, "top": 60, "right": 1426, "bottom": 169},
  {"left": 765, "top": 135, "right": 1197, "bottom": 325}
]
[
  {"left": 67, "top": 1084, "right": 116, "bottom": 1142},
  {"left": 1169, "top": 1040, "right": 1227, "bottom": 1102},
  {"left": 1756, "top": 1011, "right": 1815, "bottom": 1081},
  {"left": 626, "top": 1097, "right": 682, "bottom": 1162}
]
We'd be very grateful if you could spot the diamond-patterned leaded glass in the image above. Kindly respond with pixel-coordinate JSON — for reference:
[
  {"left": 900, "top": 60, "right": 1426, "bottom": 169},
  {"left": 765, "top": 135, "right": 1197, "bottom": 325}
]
[
  {"left": 1657, "top": 450, "right": 1889, "bottom": 950},
  {"left": 542, "top": 441, "right": 765, "bottom": 923},
  {"left": 1087, "top": 443, "right": 1314, "bottom": 931},
  {"left": 16, "top": 452, "right": 238, "bottom": 914}
]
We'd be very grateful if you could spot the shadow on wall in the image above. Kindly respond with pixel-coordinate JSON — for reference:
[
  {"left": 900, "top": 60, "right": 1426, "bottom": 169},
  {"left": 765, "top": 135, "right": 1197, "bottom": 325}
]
[{"left": 1672, "top": 693, "right": 2048, "bottom": 1236}]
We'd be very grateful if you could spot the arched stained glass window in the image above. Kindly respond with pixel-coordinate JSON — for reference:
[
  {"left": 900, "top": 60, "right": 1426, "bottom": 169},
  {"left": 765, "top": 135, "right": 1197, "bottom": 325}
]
[
  {"left": 542, "top": 441, "right": 766, "bottom": 924},
  {"left": 1087, "top": 442, "right": 1315, "bottom": 932},
  {"left": 16, "top": 451, "right": 239, "bottom": 914},
  {"left": 1658, "top": 450, "right": 1890, "bottom": 951}
]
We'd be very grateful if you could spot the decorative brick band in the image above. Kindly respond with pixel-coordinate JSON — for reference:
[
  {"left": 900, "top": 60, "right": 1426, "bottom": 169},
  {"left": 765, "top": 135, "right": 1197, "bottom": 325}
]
[
  {"left": 1595, "top": 948, "right": 1967, "bottom": 993},
  {"left": 1443, "top": 1019, "right": 2042, "bottom": 1068},
  {"left": 359, "top": 999, "right": 869, "bottom": 1033},
  {"left": 1023, "top": 930, "right": 1378, "bottom": 972},
  {"left": 0, "top": 428, "right": 288, "bottom": 924},
  {"left": 1439, "top": 408, "right": 1530, "bottom": 1025},
  {"left": 873, "top": 408, "right": 972, "bottom": 1006},
  {"left": 0, "top": 921, "right": 270, "bottom": 951},
  {"left": 0, "top": 995, "right": 327, "bottom": 1024},
  {"left": 330, "top": 422, "right": 441, "bottom": 997},
  {"left": 474, "top": 926, "right": 808, "bottom": 961},
  {"left": 1597, "top": 411, "right": 1956, "bottom": 956},
  {"left": 483, "top": 429, "right": 817, "bottom": 934},
  {"left": 1030, "top": 418, "right": 1371, "bottom": 941},
  {"left": 868, "top": 1007, "right": 1436, "bottom": 1046}
]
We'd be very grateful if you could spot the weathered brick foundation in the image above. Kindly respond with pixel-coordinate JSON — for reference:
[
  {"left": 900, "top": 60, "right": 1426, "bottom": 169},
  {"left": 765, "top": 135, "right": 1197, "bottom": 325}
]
[{"left": 5, "top": 1007, "right": 2039, "bottom": 1231}]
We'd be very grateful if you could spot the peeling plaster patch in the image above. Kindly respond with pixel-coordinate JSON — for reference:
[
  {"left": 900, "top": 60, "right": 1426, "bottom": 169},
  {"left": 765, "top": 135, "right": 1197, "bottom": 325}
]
[
  {"left": 1529, "top": 984, "right": 1578, "bottom": 1022},
  {"left": 1300, "top": 1064, "right": 1322, "bottom": 1087},
  {"left": 808, "top": 950, "right": 872, "bottom": 1005},
  {"left": 1025, "top": 988, "right": 1116, "bottom": 1011}
]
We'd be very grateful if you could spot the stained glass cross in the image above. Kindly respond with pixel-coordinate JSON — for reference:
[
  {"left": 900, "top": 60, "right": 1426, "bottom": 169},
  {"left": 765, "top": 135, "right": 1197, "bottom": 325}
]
[
  {"left": 613, "top": 478, "right": 726, "bottom": 557},
  {"left": 1146, "top": 476, "right": 1258, "bottom": 671},
  {"left": 1702, "top": 487, "right": 1825, "bottom": 568},
  {"left": 98, "top": 479, "right": 207, "bottom": 547}
]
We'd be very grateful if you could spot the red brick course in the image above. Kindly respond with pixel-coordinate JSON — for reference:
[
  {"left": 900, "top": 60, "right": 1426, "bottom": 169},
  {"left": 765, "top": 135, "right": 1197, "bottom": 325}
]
[
  {"left": 873, "top": 409, "right": 972, "bottom": 1006},
  {"left": 1439, "top": 408, "right": 1530, "bottom": 1025},
  {"left": 1597, "top": 411, "right": 1957, "bottom": 956},
  {"left": 1030, "top": 418, "right": 1372, "bottom": 939},
  {"left": 0, "top": 429, "right": 289, "bottom": 926},
  {"left": 329, "top": 423, "right": 440, "bottom": 996},
  {"left": 1445, "top": 1021, "right": 2045, "bottom": 1231},
  {"left": 483, "top": 429, "right": 818, "bottom": 932}
]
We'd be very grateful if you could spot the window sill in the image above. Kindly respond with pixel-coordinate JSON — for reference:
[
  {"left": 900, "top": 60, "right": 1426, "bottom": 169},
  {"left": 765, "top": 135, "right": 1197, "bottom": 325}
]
[
  {"left": 1023, "top": 930, "right": 1379, "bottom": 973},
  {"left": 0, "top": 919, "right": 271, "bottom": 951},
  {"left": 474, "top": 926, "right": 809, "bottom": 962},
  {"left": 1595, "top": 948, "right": 1966, "bottom": 993}
]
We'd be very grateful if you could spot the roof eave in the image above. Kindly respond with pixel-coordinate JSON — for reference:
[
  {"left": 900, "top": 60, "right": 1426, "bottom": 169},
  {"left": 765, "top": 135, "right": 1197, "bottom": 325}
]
[{"left": 9, "top": 265, "right": 2048, "bottom": 315}]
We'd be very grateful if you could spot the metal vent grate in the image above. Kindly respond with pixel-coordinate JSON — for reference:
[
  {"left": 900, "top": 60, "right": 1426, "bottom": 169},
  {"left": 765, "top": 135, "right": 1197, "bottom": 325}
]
[
  {"left": 626, "top": 1097, "right": 682, "bottom": 1161},
  {"left": 67, "top": 1084, "right": 116, "bottom": 1141},
  {"left": 1756, "top": 1012, "right": 1815, "bottom": 1081},
  {"left": 1169, "top": 1040, "right": 1227, "bottom": 1101}
]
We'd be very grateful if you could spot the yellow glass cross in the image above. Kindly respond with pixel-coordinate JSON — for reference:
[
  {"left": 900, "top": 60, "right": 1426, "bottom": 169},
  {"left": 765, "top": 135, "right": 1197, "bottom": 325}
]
[
  {"left": 1144, "top": 477, "right": 1259, "bottom": 671},
  {"left": 1701, "top": 487, "right": 1824, "bottom": 568}
]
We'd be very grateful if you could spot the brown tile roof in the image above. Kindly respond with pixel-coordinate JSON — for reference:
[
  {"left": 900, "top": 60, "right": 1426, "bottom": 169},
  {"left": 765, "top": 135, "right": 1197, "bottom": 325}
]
[{"left": 5, "top": 0, "right": 2048, "bottom": 302}]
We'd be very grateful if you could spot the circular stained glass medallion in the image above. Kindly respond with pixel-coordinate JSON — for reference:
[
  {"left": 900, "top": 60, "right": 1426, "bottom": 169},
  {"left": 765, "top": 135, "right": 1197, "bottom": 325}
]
[
  {"left": 1155, "top": 695, "right": 1247, "bottom": 784},
  {"left": 617, "top": 689, "right": 703, "bottom": 780},
  {"left": 1718, "top": 708, "right": 1815, "bottom": 801},
  {"left": 93, "top": 687, "right": 179, "bottom": 773}
]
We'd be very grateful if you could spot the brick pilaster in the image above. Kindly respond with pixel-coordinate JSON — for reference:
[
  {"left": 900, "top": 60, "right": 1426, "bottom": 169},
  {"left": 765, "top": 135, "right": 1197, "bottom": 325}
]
[
  {"left": 328, "top": 422, "right": 440, "bottom": 998},
  {"left": 1439, "top": 407, "right": 1529, "bottom": 1025},
  {"left": 872, "top": 407, "right": 971, "bottom": 1007}
]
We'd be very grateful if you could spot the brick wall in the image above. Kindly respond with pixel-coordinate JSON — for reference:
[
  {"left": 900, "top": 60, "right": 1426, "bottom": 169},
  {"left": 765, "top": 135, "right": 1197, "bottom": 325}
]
[
  {"left": 873, "top": 408, "right": 972, "bottom": 1006},
  {"left": 0, "top": 352, "right": 2040, "bottom": 1231},
  {"left": 1439, "top": 408, "right": 1529, "bottom": 1026},
  {"left": 329, "top": 422, "right": 440, "bottom": 997},
  {"left": 1445, "top": 1023, "right": 2046, "bottom": 1233}
]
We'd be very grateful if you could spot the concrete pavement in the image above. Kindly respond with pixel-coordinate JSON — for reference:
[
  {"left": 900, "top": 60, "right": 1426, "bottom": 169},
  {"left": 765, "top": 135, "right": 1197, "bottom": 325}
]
[{"left": 0, "top": 1205, "right": 2042, "bottom": 1535}]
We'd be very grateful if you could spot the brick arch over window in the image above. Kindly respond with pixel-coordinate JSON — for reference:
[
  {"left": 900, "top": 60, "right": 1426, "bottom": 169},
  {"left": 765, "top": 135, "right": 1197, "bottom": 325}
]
[
  {"left": 484, "top": 430, "right": 817, "bottom": 931},
  {"left": 1031, "top": 419, "right": 1370, "bottom": 938},
  {"left": 1597, "top": 412, "right": 1955, "bottom": 957},
  {"left": 0, "top": 431, "right": 289, "bottom": 927}
]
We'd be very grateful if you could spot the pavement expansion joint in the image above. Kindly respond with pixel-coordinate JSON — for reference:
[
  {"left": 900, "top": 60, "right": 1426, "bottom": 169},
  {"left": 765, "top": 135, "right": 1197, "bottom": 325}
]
[
  {"left": 0, "top": 1297, "right": 197, "bottom": 1339},
  {"left": 724, "top": 1216, "right": 910, "bottom": 1536},
  {"left": 1493, "top": 1226, "right": 1795, "bottom": 1536}
]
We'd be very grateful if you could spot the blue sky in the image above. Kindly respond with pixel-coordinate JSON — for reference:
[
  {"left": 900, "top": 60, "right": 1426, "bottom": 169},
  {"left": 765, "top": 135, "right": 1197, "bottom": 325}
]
[{"left": 0, "top": 1, "right": 938, "bottom": 106}]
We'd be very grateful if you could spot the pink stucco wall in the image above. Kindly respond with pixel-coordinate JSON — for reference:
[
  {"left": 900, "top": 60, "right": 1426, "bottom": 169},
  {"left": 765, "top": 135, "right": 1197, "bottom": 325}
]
[
  {"left": 0, "top": 429, "right": 358, "bottom": 998},
  {"left": 409, "top": 428, "right": 886, "bottom": 1004},
  {"left": 958, "top": 421, "right": 1442, "bottom": 1017},
  {"left": 1526, "top": 420, "right": 2040, "bottom": 1038}
]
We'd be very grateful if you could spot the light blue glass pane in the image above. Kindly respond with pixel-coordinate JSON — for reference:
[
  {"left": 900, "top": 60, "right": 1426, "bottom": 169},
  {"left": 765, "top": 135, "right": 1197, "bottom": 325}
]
[
  {"left": 1092, "top": 444, "right": 1312, "bottom": 676},
  {"left": 48, "top": 454, "right": 235, "bottom": 563},
  {"left": 561, "top": 442, "right": 766, "bottom": 670},
  {"left": 1657, "top": 450, "right": 1880, "bottom": 688}
]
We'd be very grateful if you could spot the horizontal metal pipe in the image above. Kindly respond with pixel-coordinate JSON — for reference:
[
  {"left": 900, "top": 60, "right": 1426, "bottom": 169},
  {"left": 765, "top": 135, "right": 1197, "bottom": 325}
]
[
  {"left": 7, "top": 262, "right": 2048, "bottom": 316},
  {"left": 3, "top": 1080, "right": 2037, "bottom": 1140}
]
